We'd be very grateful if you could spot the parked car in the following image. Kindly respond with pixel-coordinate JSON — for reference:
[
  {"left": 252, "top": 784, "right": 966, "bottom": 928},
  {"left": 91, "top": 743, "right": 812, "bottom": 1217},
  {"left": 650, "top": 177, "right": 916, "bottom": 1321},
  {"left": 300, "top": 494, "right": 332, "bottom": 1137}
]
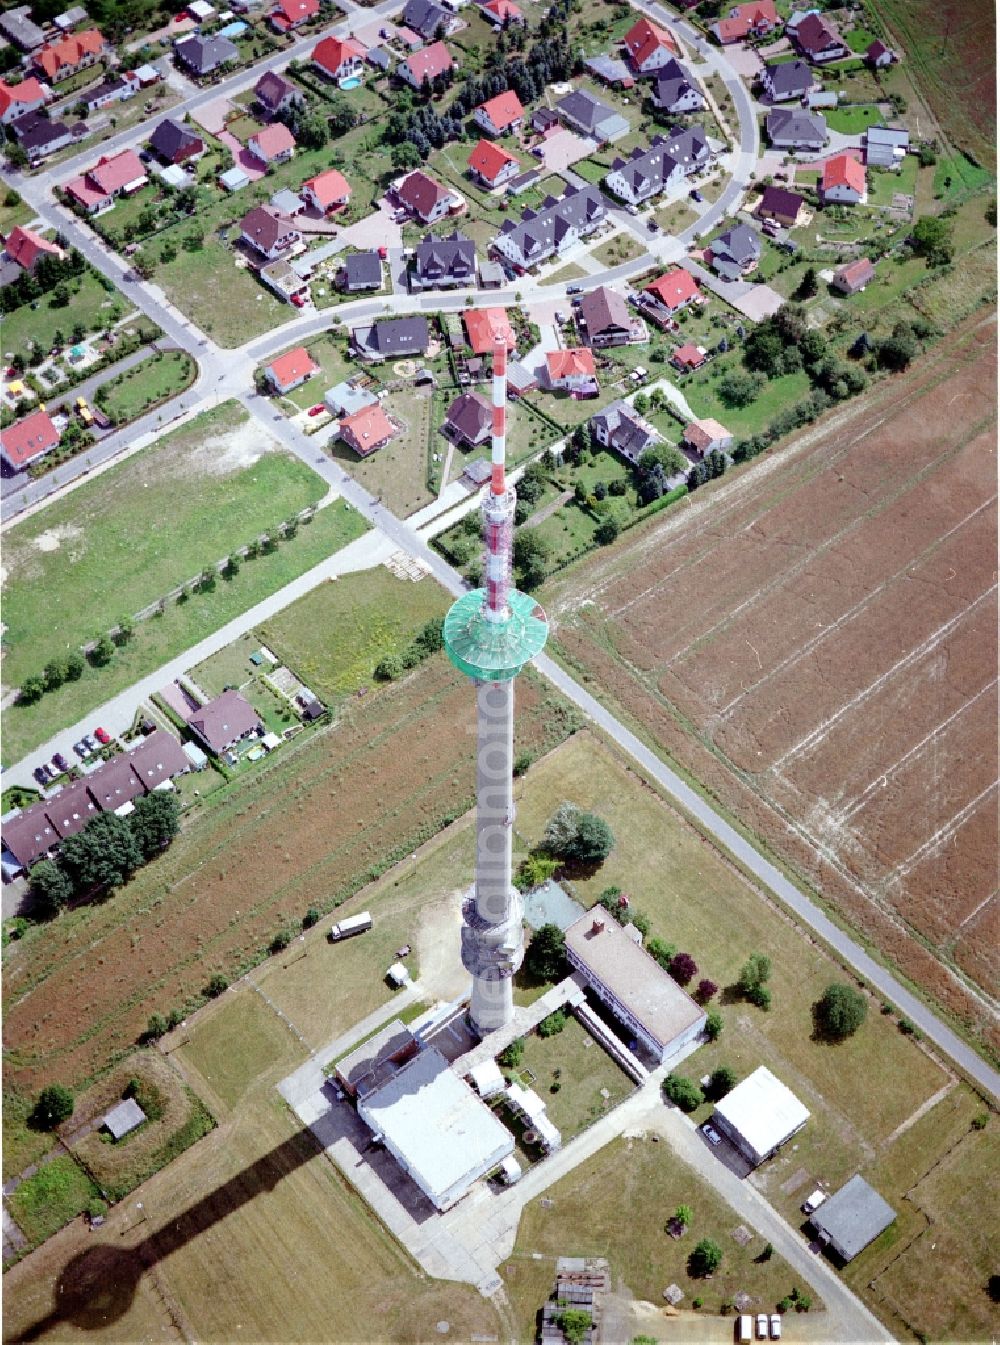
[
  {"left": 290, "top": 293, "right": 305, "bottom": 308},
  {"left": 566, "top": 283, "right": 582, "bottom": 295},
  {"left": 73, "top": 740, "right": 90, "bottom": 758},
  {"left": 52, "top": 753, "right": 69, "bottom": 773},
  {"left": 756, "top": 1315, "right": 769, "bottom": 1339},
  {"left": 33, "top": 765, "right": 51, "bottom": 785},
  {"left": 378, "top": 245, "right": 388, "bottom": 259},
  {"left": 82, "top": 735, "right": 97, "bottom": 753},
  {"left": 689, "top": 188, "right": 704, "bottom": 202},
  {"left": 308, "top": 404, "right": 325, "bottom": 417},
  {"left": 94, "top": 727, "right": 111, "bottom": 745},
  {"left": 702, "top": 1123, "right": 722, "bottom": 1145},
  {"left": 647, "top": 218, "right": 659, "bottom": 232},
  {"left": 769, "top": 1315, "right": 781, "bottom": 1340}
]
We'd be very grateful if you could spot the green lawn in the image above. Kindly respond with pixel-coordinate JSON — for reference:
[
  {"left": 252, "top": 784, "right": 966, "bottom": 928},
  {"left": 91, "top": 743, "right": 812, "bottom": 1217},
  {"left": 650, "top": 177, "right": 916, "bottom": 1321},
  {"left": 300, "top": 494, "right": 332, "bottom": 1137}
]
[
  {"left": 591, "top": 232, "right": 646, "bottom": 266},
  {"left": 825, "top": 104, "right": 883, "bottom": 134},
  {"left": 844, "top": 27, "right": 879, "bottom": 52},
  {"left": 932, "top": 151, "right": 995, "bottom": 202},
  {"left": 328, "top": 387, "right": 434, "bottom": 517},
  {"left": 99, "top": 349, "right": 196, "bottom": 424},
  {"left": 684, "top": 360, "right": 813, "bottom": 439},
  {"left": 0, "top": 192, "right": 34, "bottom": 235},
  {"left": 7, "top": 1156, "right": 100, "bottom": 1250},
  {"left": 257, "top": 569, "right": 448, "bottom": 705},
  {"left": 865, "top": 155, "right": 919, "bottom": 206},
  {"left": 514, "top": 1015, "right": 633, "bottom": 1141},
  {"left": 539, "top": 261, "right": 587, "bottom": 286},
  {"left": 1, "top": 269, "right": 132, "bottom": 363}
]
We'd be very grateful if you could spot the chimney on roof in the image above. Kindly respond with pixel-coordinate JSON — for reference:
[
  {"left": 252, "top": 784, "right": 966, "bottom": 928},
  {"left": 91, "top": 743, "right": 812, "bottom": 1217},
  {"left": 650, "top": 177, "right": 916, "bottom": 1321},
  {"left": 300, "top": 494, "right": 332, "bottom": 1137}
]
[{"left": 591, "top": 918, "right": 605, "bottom": 933}]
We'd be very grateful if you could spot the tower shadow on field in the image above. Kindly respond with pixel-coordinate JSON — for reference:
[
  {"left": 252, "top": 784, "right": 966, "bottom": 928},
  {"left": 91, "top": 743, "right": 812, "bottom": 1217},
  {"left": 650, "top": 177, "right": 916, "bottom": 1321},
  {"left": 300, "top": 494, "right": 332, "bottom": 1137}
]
[{"left": 10, "top": 1127, "right": 324, "bottom": 1342}]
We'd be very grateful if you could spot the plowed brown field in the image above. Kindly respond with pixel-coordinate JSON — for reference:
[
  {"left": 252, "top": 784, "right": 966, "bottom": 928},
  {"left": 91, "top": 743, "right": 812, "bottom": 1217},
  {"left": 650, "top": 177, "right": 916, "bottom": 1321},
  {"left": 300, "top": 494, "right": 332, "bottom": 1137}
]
[{"left": 547, "top": 312, "right": 998, "bottom": 1053}]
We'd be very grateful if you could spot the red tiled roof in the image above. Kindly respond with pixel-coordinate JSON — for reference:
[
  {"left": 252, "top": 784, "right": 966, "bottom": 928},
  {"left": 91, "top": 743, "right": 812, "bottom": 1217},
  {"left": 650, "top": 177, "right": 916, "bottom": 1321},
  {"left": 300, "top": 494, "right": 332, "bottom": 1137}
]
[
  {"left": 822, "top": 152, "right": 865, "bottom": 194},
  {"left": 271, "top": 0, "right": 319, "bottom": 23},
  {"left": 312, "top": 34, "right": 365, "bottom": 75},
  {"left": 341, "top": 403, "right": 395, "bottom": 456},
  {"left": 482, "top": 0, "right": 523, "bottom": 20},
  {"left": 0, "top": 77, "right": 48, "bottom": 116},
  {"left": 4, "top": 226, "right": 63, "bottom": 271},
  {"left": 645, "top": 267, "right": 699, "bottom": 311},
  {"left": 476, "top": 89, "right": 523, "bottom": 131},
  {"left": 834, "top": 256, "right": 875, "bottom": 287},
  {"left": 0, "top": 408, "right": 60, "bottom": 468},
  {"left": 303, "top": 168, "right": 350, "bottom": 207},
  {"left": 546, "top": 347, "right": 596, "bottom": 380},
  {"left": 89, "top": 148, "right": 147, "bottom": 194},
  {"left": 623, "top": 16, "right": 679, "bottom": 66},
  {"left": 397, "top": 169, "right": 451, "bottom": 219},
  {"left": 35, "top": 28, "right": 105, "bottom": 79},
  {"left": 402, "top": 40, "right": 453, "bottom": 84},
  {"left": 250, "top": 122, "right": 296, "bottom": 159},
  {"left": 672, "top": 342, "right": 704, "bottom": 368},
  {"left": 267, "top": 345, "right": 318, "bottom": 390},
  {"left": 715, "top": 0, "right": 777, "bottom": 41},
  {"left": 467, "top": 137, "right": 518, "bottom": 184},
  {"left": 463, "top": 306, "right": 516, "bottom": 354},
  {"left": 684, "top": 416, "right": 730, "bottom": 452}
]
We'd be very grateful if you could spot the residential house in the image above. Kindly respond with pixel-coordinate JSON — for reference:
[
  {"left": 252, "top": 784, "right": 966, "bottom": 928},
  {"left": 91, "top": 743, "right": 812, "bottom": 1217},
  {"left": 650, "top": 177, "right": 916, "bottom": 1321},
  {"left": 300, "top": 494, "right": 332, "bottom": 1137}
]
[
  {"left": 759, "top": 57, "right": 813, "bottom": 102},
  {"left": 10, "top": 111, "right": 74, "bottom": 161},
  {"left": 187, "top": 690, "right": 263, "bottom": 757},
  {"left": 683, "top": 417, "right": 733, "bottom": 455},
  {"left": 865, "top": 39, "right": 896, "bottom": 68},
  {"left": 467, "top": 138, "right": 519, "bottom": 188},
  {"left": 149, "top": 117, "right": 205, "bottom": 165},
  {"left": 340, "top": 403, "right": 396, "bottom": 456},
  {"left": 473, "top": 89, "right": 523, "bottom": 138},
  {"left": 831, "top": 256, "right": 875, "bottom": 295},
  {"left": 821, "top": 152, "right": 865, "bottom": 203},
  {"left": 577, "top": 285, "right": 645, "bottom": 348},
  {"left": 766, "top": 106, "right": 828, "bottom": 151},
  {"left": 240, "top": 205, "right": 301, "bottom": 259},
  {"left": 398, "top": 40, "right": 453, "bottom": 89},
  {"left": 254, "top": 70, "right": 304, "bottom": 117},
  {"left": 793, "top": 12, "right": 849, "bottom": 62},
  {"left": 0, "top": 6, "right": 45, "bottom": 50},
  {"left": 54, "top": 6, "right": 89, "bottom": 31},
  {"left": 312, "top": 34, "right": 366, "bottom": 80},
  {"left": 0, "top": 407, "right": 60, "bottom": 472},
  {"left": 808, "top": 1176, "right": 896, "bottom": 1263},
  {"left": 590, "top": 399, "right": 659, "bottom": 463},
  {"left": 84, "top": 70, "right": 141, "bottom": 113},
  {"left": 33, "top": 28, "right": 108, "bottom": 82},
  {"left": 464, "top": 306, "right": 516, "bottom": 354},
  {"left": 604, "top": 126, "right": 709, "bottom": 207},
  {"left": 652, "top": 58, "right": 704, "bottom": 114},
  {"left": 264, "top": 345, "right": 318, "bottom": 392},
  {"left": 260, "top": 256, "right": 309, "bottom": 303},
  {"left": 583, "top": 54, "right": 633, "bottom": 88},
  {"left": 324, "top": 381, "right": 378, "bottom": 416},
  {"left": 711, "top": 0, "right": 779, "bottom": 43},
  {"left": 400, "top": 0, "right": 457, "bottom": 40},
  {"left": 672, "top": 342, "right": 705, "bottom": 371},
  {"left": 0, "top": 76, "right": 51, "bottom": 125},
  {"left": 395, "top": 169, "right": 460, "bottom": 224},
  {"left": 442, "top": 389, "right": 492, "bottom": 446},
  {"left": 340, "top": 249, "right": 383, "bottom": 291},
  {"left": 42, "top": 777, "right": 100, "bottom": 841},
  {"left": 174, "top": 33, "right": 239, "bottom": 76},
  {"left": 269, "top": 0, "right": 319, "bottom": 32},
  {"left": 622, "top": 16, "right": 679, "bottom": 75},
  {"left": 65, "top": 149, "right": 148, "bottom": 213},
  {"left": 708, "top": 222, "right": 761, "bottom": 279},
  {"left": 865, "top": 124, "right": 909, "bottom": 169},
  {"left": 532, "top": 106, "right": 560, "bottom": 135},
  {"left": 481, "top": 0, "right": 525, "bottom": 27},
  {"left": 351, "top": 316, "right": 430, "bottom": 360},
  {"left": 3, "top": 227, "right": 64, "bottom": 284},
  {"left": 546, "top": 347, "right": 597, "bottom": 395},
  {"left": 555, "top": 89, "right": 629, "bottom": 144},
  {"left": 493, "top": 183, "right": 606, "bottom": 271},
  {"left": 756, "top": 184, "right": 804, "bottom": 228},
  {"left": 642, "top": 267, "right": 700, "bottom": 320},
  {"left": 411, "top": 231, "right": 476, "bottom": 290},
  {"left": 247, "top": 122, "right": 296, "bottom": 166},
  {"left": 301, "top": 168, "right": 351, "bottom": 212}
]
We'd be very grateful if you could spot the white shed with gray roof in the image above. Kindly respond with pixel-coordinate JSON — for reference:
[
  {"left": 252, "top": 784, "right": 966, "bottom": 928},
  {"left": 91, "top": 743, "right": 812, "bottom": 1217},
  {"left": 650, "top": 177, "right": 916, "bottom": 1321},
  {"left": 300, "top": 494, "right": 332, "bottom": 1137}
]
[
  {"left": 103, "top": 1098, "right": 147, "bottom": 1139},
  {"left": 809, "top": 1175, "right": 896, "bottom": 1260}
]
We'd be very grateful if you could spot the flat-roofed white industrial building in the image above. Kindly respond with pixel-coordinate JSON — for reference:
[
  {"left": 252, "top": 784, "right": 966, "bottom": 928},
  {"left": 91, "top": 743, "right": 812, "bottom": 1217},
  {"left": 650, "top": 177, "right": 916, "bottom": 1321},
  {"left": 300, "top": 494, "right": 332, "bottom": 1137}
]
[
  {"left": 357, "top": 1045, "right": 514, "bottom": 1211},
  {"left": 564, "top": 911, "right": 706, "bottom": 1062},
  {"left": 809, "top": 1175, "right": 896, "bottom": 1261},
  {"left": 711, "top": 1065, "right": 809, "bottom": 1167}
]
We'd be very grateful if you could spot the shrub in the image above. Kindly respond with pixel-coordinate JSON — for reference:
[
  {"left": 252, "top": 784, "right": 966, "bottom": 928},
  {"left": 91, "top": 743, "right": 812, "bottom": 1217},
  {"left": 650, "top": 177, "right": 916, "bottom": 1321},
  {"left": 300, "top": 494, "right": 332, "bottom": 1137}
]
[
  {"left": 705, "top": 1066, "right": 737, "bottom": 1101},
  {"left": 538, "top": 1009, "right": 568, "bottom": 1037},
  {"left": 971, "top": 1112, "right": 989, "bottom": 1131},
  {"left": 145, "top": 1012, "right": 168, "bottom": 1040},
  {"left": 695, "top": 978, "right": 718, "bottom": 1004},
  {"left": 646, "top": 937, "right": 677, "bottom": 970},
  {"left": 543, "top": 803, "right": 614, "bottom": 863},
  {"left": 663, "top": 1073, "right": 703, "bottom": 1112},
  {"left": 303, "top": 908, "right": 320, "bottom": 929},
  {"left": 704, "top": 1010, "right": 723, "bottom": 1041},
  {"left": 86, "top": 1198, "right": 109, "bottom": 1220},
  {"left": 747, "top": 984, "right": 772, "bottom": 1011},
  {"left": 374, "top": 655, "right": 403, "bottom": 681},
  {"left": 814, "top": 983, "right": 868, "bottom": 1040},
  {"left": 498, "top": 1037, "right": 524, "bottom": 1068},
  {"left": 668, "top": 952, "right": 698, "bottom": 986},
  {"left": 270, "top": 929, "right": 292, "bottom": 954},
  {"left": 688, "top": 1237, "right": 723, "bottom": 1277},
  {"left": 524, "top": 923, "right": 567, "bottom": 981},
  {"left": 30, "top": 1084, "right": 74, "bottom": 1130},
  {"left": 205, "top": 973, "right": 229, "bottom": 997},
  {"left": 514, "top": 852, "right": 559, "bottom": 892}
]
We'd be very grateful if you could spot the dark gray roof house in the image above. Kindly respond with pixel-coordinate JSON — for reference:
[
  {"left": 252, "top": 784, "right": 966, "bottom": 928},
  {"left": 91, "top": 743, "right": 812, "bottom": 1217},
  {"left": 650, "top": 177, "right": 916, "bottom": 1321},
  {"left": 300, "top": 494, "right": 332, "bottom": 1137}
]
[
  {"left": 10, "top": 111, "right": 74, "bottom": 158},
  {"left": 187, "top": 689, "right": 262, "bottom": 756},
  {"left": 175, "top": 33, "right": 239, "bottom": 75},
  {"left": 493, "top": 183, "right": 606, "bottom": 271},
  {"left": 443, "top": 389, "right": 491, "bottom": 446},
  {"left": 760, "top": 57, "right": 813, "bottom": 102},
  {"left": 605, "top": 126, "right": 709, "bottom": 206},
  {"left": 400, "top": 0, "right": 452, "bottom": 40},
  {"left": 590, "top": 399, "right": 659, "bottom": 463},
  {"left": 343, "top": 249, "right": 382, "bottom": 291},
  {"left": 766, "top": 106, "right": 828, "bottom": 151},
  {"left": 0, "top": 6, "right": 46, "bottom": 49},
  {"left": 709, "top": 222, "right": 761, "bottom": 279},
  {"left": 578, "top": 285, "right": 644, "bottom": 347},
  {"left": 353, "top": 315, "right": 430, "bottom": 360},
  {"left": 652, "top": 58, "right": 704, "bottom": 113},
  {"left": 411, "top": 231, "right": 476, "bottom": 290},
  {"left": 254, "top": 69, "right": 303, "bottom": 116},
  {"left": 149, "top": 117, "right": 204, "bottom": 164},
  {"left": 809, "top": 1176, "right": 896, "bottom": 1262},
  {"left": 555, "top": 89, "right": 629, "bottom": 144}
]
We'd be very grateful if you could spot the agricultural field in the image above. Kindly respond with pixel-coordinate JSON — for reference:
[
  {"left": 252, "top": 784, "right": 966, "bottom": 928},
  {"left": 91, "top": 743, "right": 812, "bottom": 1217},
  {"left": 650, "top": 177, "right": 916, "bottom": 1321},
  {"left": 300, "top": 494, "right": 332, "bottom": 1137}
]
[
  {"left": 1, "top": 403, "right": 366, "bottom": 762},
  {"left": 542, "top": 312, "right": 999, "bottom": 1057}
]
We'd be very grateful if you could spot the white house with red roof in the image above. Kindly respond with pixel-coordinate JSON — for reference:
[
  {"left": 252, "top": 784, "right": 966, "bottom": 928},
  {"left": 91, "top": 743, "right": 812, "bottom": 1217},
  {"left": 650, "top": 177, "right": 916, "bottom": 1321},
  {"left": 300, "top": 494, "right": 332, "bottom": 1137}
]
[
  {"left": 480, "top": 0, "right": 525, "bottom": 26},
  {"left": 33, "top": 28, "right": 107, "bottom": 82},
  {"left": 312, "top": 34, "right": 366, "bottom": 80},
  {"left": 821, "top": 153, "right": 866, "bottom": 204},
  {"left": 712, "top": 0, "right": 779, "bottom": 43},
  {"left": 832, "top": 256, "right": 875, "bottom": 295},
  {"left": 474, "top": 89, "right": 523, "bottom": 137},
  {"left": 463, "top": 306, "right": 516, "bottom": 354},
  {"left": 546, "top": 347, "right": 598, "bottom": 395},
  {"left": 269, "top": 0, "right": 319, "bottom": 31},
  {"left": 622, "top": 16, "right": 680, "bottom": 75},
  {"left": 395, "top": 169, "right": 460, "bottom": 223},
  {"left": 0, "top": 407, "right": 60, "bottom": 472},
  {"left": 241, "top": 206, "right": 301, "bottom": 259},
  {"left": 3, "top": 226, "right": 64, "bottom": 273},
  {"left": 671, "top": 342, "right": 706, "bottom": 372},
  {"left": 398, "top": 40, "right": 454, "bottom": 88},
  {"left": 0, "top": 76, "right": 51, "bottom": 124},
  {"left": 301, "top": 168, "right": 351, "bottom": 213},
  {"left": 265, "top": 346, "right": 318, "bottom": 394},
  {"left": 64, "top": 149, "right": 148, "bottom": 213},
  {"left": 683, "top": 417, "right": 732, "bottom": 456},
  {"left": 643, "top": 267, "right": 700, "bottom": 320},
  {"left": 248, "top": 122, "right": 296, "bottom": 165},
  {"left": 339, "top": 403, "right": 396, "bottom": 456},
  {"left": 467, "top": 138, "right": 519, "bottom": 188}
]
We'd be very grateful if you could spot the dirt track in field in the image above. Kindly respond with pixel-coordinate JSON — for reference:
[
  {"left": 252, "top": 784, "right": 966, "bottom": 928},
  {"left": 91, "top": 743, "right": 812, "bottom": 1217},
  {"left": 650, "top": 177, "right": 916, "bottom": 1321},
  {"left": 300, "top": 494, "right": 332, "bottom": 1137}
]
[{"left": 548, "top": 311, "right": 998, "bottom": 1051}]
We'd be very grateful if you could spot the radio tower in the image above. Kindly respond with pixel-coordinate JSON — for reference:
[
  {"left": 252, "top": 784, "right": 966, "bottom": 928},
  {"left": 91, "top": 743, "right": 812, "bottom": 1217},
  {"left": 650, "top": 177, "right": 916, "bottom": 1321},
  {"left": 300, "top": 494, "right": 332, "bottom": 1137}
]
[{"left": 443, "top": 336, "right": 549, "bottom": 1035}]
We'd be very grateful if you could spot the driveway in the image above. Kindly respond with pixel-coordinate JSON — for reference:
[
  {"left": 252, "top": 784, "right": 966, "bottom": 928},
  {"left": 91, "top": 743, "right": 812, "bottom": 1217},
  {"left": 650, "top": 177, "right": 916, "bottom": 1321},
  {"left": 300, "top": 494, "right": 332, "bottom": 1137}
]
[
  {"left": 539, "top": 129, "right": 598, "bottom": 174},
  {"left": 338, "top": 201, "right": 403, "bottom": 252},
  {"left": 189, "top": 95, "right": 234, "bottom": 135},
  {"left": 217, "top": 132, "right": 267, "bottom": 180}
]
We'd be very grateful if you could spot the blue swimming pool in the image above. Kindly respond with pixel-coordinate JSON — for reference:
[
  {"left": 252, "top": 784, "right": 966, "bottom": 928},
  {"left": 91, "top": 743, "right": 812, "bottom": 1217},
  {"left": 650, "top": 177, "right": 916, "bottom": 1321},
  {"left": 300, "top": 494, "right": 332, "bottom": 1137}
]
[{"left": 339, "top": 75, "right": 361, "bottom": 90}]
